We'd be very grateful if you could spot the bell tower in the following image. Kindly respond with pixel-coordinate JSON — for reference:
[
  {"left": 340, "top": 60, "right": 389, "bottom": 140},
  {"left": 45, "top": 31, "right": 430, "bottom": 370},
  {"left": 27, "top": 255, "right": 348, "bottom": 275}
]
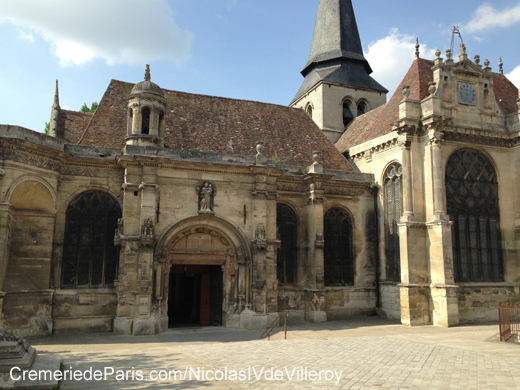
[
  {"left": 126, "top": 65, "right": 166, "bottom": 148},
  {"left": 291, "top": 0, "right": 388, "bottom": 143}
]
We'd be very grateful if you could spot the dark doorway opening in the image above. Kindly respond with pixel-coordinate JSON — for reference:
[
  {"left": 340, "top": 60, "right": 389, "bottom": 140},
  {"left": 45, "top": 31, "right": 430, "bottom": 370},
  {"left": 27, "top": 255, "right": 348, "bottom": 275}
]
[{"left": 168, "top": 265, "right": 223, "bottom": 327}]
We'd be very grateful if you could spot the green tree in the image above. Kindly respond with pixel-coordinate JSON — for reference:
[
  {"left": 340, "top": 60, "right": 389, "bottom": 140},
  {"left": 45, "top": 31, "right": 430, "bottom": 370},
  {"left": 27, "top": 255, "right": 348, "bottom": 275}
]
[
  {"left": 44, "top": 122, "right": 50, "bottom": 135},
  {"left": 80, "top": 102, "right": 99, "bottom": 113}
]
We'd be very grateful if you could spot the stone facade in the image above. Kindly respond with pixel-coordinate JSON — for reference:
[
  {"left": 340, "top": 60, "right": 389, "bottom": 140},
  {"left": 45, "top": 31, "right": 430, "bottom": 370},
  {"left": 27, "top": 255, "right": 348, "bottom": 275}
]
[
  {"left": 341, "top": 44, "right": 520, "bottom": 327},
  {"left": 1, "top": 0, "right": 519, "bottom": 337},
  {"left": 0, "top": 90, "right": 377, "bottom": 336}
]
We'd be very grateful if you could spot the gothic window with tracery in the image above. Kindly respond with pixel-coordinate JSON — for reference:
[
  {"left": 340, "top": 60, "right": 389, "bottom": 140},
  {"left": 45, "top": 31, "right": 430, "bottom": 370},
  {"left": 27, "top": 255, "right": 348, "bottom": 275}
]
[
  {"left": 384, "top": 162, "right": 402, "bottom": 281},
  {"left": 61, "top": 191, "right": 121, "bottom": 289},
  {"left": 276, "top": 204, "right": 297, "bottom": 285},
  {"left": 446, "top": 149, "right": 503, "bottom": 282},
  {"left": 324, "top": 208, "right": 354, "bottom": 286}
]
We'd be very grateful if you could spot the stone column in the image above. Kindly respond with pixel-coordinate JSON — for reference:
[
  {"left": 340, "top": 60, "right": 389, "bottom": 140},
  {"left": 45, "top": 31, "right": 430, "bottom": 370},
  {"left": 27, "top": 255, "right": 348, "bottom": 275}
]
[
  {"left": 149, "top": 108, "right": 159, "bottom": 137},
  {"left": 427, "top": 131, "right": 459, "bottom": 327},
  {"left": 304, "top": 154, "right": 330, "bottom": 323},
  {"left": 113, "top": 160, "right": 142, "bottom": 335},
  {"left": 400, "top": 137, "right": 414, "bottom": 221},
  {"left": 133, "top": 164, "right": 159, "bottom": 335},
  {"left": 397, "top": 135, "right": 430, "bottom": 326},
  {"left": 132, "top": 106, "right": 140, "bottom": 135},
  {"left": 0, "top": 203, "right": 13, "bottom": 326},
  {"left": 0, "top": 203, "right": 13, "bottom": 293}
]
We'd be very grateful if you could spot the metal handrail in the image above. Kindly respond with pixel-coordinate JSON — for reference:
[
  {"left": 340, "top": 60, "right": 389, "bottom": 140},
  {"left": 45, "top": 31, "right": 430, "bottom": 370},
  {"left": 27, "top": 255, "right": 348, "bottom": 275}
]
[{"left": 261, "top": 311, "right": 290, "bottom": 340}]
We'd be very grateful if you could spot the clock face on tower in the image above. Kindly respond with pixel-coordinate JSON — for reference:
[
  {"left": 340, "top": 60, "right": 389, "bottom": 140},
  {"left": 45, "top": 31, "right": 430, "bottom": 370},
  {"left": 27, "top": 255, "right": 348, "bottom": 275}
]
[{"left": 458, "top": 82, "right": 477, "bottom": 106}]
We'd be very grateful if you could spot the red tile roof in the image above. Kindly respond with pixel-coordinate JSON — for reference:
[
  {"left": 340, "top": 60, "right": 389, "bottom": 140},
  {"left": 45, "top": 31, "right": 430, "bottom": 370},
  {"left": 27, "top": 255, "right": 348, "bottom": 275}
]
[
  {"left": 335, "top": 105, "right": 385, "bottom": 154},
  {"left": 493, "top": 73, "right": 519, "bottom": 115},
  {"left": 74, "top": 80, "right": 353, "bottom": 171},
  {"left": 58, "top": 110, "right": 93, "bottom": 144},
  {"left": 336, "top": 58, "right": 519, "bottom": 153}
]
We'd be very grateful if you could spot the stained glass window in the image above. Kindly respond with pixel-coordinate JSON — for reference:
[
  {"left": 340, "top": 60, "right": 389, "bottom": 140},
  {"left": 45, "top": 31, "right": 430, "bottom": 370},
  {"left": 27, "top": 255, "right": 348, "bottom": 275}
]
[
  {"left": 61, "top": 191, "right": 121, "bottom": 289},
  {"left": 324, "top": 208, "right": 354, "bottom": 286},
  {"left": 277, "top": 204, "right": 297, "bottom": 285},
  {"left": 446, "top": 149, "right": 503, "bottom": 282},
  {"left": 384, "top": 162, "right": 402, "bottom": 281}
]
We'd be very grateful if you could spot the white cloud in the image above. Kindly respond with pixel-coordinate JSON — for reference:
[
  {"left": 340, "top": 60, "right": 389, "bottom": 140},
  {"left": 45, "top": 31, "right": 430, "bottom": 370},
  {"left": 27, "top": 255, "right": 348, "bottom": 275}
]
[
  {"left": 0, "top": 0, "right": 194, "bottom": 67},
  {"left": 463, "top": 3, "right": 520, "bottom": 33},
  {"left": 365, "top": 29, "right": 437, "bottom": 98},
  {"left": 507, "top": 65, "right": 520, "bottom": 88},
  {"left": 17, "top": 27, "right": 33, "bottom": 42}
]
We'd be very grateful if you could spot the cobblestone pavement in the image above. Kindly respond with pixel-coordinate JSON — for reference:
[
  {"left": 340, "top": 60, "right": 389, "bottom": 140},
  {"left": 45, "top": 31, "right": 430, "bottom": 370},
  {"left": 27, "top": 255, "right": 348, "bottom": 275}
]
[{"left": 7, "top": 318, "right": 520, "bottom": 389}]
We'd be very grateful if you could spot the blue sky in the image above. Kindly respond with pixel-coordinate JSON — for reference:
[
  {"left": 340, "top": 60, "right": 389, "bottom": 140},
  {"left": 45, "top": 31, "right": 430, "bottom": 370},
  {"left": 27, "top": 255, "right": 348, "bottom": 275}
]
[{"left": 1, "top": 0, "right": 519, "bottom": 133}]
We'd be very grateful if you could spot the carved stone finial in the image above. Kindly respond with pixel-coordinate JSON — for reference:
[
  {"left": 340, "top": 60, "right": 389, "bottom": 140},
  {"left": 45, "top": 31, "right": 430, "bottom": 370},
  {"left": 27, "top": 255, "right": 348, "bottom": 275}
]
[
  {"left": 446, "top": 49, "right": 452, "bottom": 60},
  {"left": 435, "top": 48, "right": 441, "bottom": 59},
  {"left": 312, "top": 151, "right": 319, "bottom": 164},
  {"left": 484, "top": 58, "right": 490, "bottom": 67},
  {"left": 499, "top": 57, "right": 504, "bottom": 74},
  {"left": 402, "top": 85, "right": 410, "bottom": 99},
  {"left": 474, "top": 55, "right": 480, "bottom": 65},
  {"left": 415, "top": 38, "right": 420, "bottom": 59},
  {"left": 144, "top": 64, "right": 151, "bottom": 81},
  {"left": 460, "top": 43, "right": 467, "bottom": 56},
  {"left": 428, "top": 82, "right": 437, "bottom": 97}
]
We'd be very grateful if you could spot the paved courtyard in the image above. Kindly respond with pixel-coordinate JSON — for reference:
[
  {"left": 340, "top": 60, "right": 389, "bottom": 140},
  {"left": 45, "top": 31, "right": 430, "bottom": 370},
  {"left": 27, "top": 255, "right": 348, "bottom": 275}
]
[{"left": 6, "top": 317, "right": 520, "bottom": 389}]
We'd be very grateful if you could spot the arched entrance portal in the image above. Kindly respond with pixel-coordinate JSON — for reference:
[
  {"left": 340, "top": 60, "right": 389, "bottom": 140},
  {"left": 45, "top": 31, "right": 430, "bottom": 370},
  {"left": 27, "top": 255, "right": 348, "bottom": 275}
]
[{"left": 165, "top": 227, "right": 237, "bottom": 327}]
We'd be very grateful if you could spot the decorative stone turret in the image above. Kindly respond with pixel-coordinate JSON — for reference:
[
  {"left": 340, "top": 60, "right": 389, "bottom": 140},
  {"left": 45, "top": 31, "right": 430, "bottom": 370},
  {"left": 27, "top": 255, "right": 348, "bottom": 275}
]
[
  {"left": 126, "top": 65, "right": 166, "bottom": 148},
  {"left": 48, "top": 80, "right": 60, "bottom": 138}
]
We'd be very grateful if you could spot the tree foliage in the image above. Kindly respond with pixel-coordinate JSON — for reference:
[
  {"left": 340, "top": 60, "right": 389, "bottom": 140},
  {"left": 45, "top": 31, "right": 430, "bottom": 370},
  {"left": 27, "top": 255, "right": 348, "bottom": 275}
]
[
  {"left": 80, "top": 102, "right": 99, "bottom": 113},
  {"left": 44, "top": 122, "right": 50, "bottom": 135}
]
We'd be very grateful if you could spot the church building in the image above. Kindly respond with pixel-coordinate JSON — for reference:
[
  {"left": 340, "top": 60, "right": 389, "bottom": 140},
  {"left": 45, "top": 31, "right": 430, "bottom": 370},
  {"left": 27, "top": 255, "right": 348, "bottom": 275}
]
[{"left": 0, "top": 0, "right": 519, "bottom": 336}]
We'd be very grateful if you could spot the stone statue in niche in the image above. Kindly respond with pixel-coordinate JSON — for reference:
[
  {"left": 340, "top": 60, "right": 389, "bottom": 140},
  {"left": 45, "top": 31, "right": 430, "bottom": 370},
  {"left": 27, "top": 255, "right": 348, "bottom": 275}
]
[
  {"left": 114, "top": 218, "right": 124, "bottom": 246},
  {"left": 198, "top": 181, "right": 214, "bottom": 212},
  {"left": 315, "top": 231, "right": 324, "bottom": 248},
  {"left": 141, "top": 218, "right": 154, "bottom": 238},
  {"left": 255, "top": 223, "right": 266, "bottom": 241}
]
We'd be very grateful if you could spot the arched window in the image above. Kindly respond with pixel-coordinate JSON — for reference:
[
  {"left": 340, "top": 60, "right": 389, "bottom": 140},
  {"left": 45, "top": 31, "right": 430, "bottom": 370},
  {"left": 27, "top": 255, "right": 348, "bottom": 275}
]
[
  {"left": 306, "top": 105, "right": 313, "bottom": 119},
  {"left": 384, "top": 162, "right": 403, "bottom": 281},
  {"left": 277, "top": 204, "right": 297, "bottom": 284},
  {"left": 141, "top": 107, "right": 150, "bottom": 135},
  {"left": 324, "top": 208, "right": 354, "bottom": 286},
  {"left": 357, "top": 101, "right": 367, "bottom": 116},
  {"left": 446, "top": 149, "right": 503, "bottom": 282},
  {"left": 343, "top": 101, "right": 354, "bottom": 127},
  {"left": 61, "top": 191, "right": 121, "bottom": 289}
]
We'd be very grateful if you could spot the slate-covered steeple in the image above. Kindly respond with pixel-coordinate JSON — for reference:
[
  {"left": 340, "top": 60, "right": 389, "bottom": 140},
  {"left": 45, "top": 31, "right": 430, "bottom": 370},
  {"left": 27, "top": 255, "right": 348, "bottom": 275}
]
[
  {"left": 291, "top": 0, "right": 388, "bottom": 144},
  {"left": 302, "top": 0, "right": 370, "bottom": 76}
]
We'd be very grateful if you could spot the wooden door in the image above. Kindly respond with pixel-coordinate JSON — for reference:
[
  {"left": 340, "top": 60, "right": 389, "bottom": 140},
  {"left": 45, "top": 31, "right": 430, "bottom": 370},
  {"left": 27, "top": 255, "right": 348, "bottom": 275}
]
[
  {"left": 210, "top": 266, "right": 223, "bottom": 326},
  {"left": 199, "top": 273, "right": 211, "bottom": 326}
]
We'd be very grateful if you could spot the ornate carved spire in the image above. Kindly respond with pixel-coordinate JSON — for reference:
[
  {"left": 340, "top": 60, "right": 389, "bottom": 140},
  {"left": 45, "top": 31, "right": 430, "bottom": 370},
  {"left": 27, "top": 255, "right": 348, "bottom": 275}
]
[
  {"left": 144, "top": 64, "right": 151, "bottom": 81},
  {"left": 415, "top": 38, "right": 420, "bottom": 59},
  {"left": 49, "top": 79, "right": 60, "bottom": 138},
  {"left": 499, "top": 57, "right": 504, "bottom": 74}
]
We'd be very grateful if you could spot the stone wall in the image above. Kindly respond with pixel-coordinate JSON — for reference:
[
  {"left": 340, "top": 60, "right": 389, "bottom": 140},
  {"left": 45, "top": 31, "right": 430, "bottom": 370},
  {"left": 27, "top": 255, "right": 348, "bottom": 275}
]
[
  {"left": 458, "top": 284, "right": 520, "bottom": 322},
  {"left": 379, "top": 282, "right": 400, "bottom": 319},
  {"left": 52, "top": 291, "right": 118, "bottom": 334}
]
